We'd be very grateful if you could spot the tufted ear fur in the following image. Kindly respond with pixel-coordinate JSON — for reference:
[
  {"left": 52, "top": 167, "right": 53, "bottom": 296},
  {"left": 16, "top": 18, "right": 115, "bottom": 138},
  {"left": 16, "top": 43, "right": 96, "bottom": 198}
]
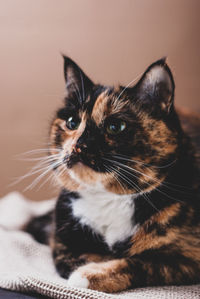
[
  {"left": 135, "top": 58, "right": 175, "bottom": 113},
  {"left": 63, "top": 55, "right": 94, "bottom": 103}
]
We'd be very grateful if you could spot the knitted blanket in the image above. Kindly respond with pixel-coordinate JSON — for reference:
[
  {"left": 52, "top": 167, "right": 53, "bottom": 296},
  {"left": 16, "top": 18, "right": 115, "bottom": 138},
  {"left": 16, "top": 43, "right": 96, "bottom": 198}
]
[{"left": 0, "top": 192, "right": 199, "bottom": 299}]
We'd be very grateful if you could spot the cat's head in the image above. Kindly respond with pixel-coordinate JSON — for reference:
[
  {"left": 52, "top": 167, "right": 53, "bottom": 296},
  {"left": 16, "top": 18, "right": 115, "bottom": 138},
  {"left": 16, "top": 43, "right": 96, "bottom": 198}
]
[{"left": 49, "top": 56, "right": 181, "bottom": 194}]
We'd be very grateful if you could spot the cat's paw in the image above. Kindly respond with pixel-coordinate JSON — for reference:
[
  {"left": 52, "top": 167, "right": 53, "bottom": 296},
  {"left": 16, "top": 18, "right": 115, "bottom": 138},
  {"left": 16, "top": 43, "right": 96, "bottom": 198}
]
[
  {"left": 67, "top": 262, "right": 103, "bottom": 290},
  {"left": 67, "top": 260, "right": 128, "bottom": 292},
  {"left": 67, "top": 269, "right": 89, "bottom": 289}
]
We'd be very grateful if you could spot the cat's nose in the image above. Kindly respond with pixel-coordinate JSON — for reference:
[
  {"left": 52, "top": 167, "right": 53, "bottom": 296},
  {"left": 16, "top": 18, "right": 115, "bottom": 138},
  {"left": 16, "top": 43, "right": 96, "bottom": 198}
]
[
  {"left": 74, "top": 143, "right": 87, "bottom": 154},
  {"left": 74, "top": 145, "right": 81, "bottom": 153},
  {"left": 74, "top": 144, "right": 82, "bottom": 153}
]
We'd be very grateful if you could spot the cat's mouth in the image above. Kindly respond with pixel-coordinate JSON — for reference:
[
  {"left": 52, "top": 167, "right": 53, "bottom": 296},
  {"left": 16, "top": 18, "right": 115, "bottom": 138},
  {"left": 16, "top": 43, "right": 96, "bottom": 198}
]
[{"left": 64, "top": 151, "right": 106, "bottom": 173}]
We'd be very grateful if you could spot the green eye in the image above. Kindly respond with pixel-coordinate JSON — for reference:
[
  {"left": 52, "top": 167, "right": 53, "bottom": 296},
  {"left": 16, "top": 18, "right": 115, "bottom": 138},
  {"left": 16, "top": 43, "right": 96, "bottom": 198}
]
[
  {"left": 106, "top": 120, "right": 126, "bottom": 135},
  {"left": 66, "top": 116, "right": 80, "bottom": 130}
]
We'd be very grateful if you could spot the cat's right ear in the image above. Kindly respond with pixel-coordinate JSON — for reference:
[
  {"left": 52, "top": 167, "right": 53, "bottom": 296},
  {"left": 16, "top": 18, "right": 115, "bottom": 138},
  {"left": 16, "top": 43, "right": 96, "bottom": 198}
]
[
  {"left": 134, "top": 58, "right": 175, "bottom": 113},
  {"left": 62, "top": 55, "right": 94, "bottom": 101}
]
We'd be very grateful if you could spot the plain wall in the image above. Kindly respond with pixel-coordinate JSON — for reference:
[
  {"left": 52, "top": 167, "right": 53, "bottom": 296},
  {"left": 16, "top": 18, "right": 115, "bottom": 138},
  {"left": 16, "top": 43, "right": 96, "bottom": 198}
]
[{"left": 0, "top": 0, "right": 199, "bottom": 200}]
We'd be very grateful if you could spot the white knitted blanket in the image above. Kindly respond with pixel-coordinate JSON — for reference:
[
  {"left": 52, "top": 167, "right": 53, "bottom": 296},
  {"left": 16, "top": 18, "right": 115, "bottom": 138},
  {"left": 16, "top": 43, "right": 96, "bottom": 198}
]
[{"left": 0, "top": 192, "right": 199, "bottom": 299}]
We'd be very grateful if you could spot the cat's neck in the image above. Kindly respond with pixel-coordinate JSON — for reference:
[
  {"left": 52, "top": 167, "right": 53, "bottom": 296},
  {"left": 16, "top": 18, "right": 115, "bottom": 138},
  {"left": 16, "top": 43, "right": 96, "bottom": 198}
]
[{"left": 133, "top": 151, "right": 199, "bottom": 226}]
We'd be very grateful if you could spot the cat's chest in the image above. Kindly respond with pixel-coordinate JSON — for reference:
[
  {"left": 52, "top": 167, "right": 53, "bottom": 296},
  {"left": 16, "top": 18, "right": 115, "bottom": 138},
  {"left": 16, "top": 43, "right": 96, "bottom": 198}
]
[{"left": 70, "top": 188, "right": 138, "bottom": 248}]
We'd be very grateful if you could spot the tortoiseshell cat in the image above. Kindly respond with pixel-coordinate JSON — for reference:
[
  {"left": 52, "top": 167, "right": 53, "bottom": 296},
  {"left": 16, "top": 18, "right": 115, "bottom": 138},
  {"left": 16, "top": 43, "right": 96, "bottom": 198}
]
[{"left": 27, "top": 56, "right": 200, "bottom": 293}]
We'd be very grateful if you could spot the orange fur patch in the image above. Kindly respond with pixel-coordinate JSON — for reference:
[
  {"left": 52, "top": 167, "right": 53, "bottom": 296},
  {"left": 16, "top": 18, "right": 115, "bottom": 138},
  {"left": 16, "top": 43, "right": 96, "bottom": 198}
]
[
  {"left": 79, "top": 253, "right": 111, "bottom": 263},
  {"left": 56, "top": 165, "right": 81, "bottom": 191},
  {"left": 91, "top": 91, "right": 109, "bottom": 125},
  {"left": 91, "top": 90, "right": 130, "bottom": 126},
  {"left": 143, "top": 118, "right": 177, "bottom": 157},
  {"left": 129, "top": 203, "right": 180, "bottom": 256},
  {"left": 50, "top": 114, "right": 86, "bottom": 154}
]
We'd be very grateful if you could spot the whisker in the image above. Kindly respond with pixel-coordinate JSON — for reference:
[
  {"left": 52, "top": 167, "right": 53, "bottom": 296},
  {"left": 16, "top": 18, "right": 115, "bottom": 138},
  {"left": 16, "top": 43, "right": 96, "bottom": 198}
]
[
  {"left": 18, "top": 153, "right": 60, "bottom": 162},
  {"left": 72, "top": 82, "right": 83, "bottom": 106},
  {"left": 56, "top": 164, "right": 67, "bottom": 178},
  {"left": 116, "top": 72, "right": 143, "bottom": 102},
  {"left": 110, "top": 153, "right": 177, "bottom": 169},
  {"left": 107, "top": 153, "right": 192, "bottom": 192},
  {"left": 17, "top": 148, "right": 58, "bottom": 157},
  {"left": 24, "top": 160, "right": 62, "bottom": 191},
  {"left": 9, "top": 166, "right": 51, "bottom": 187},
  {"left": 80, "top": 71, "right": 85, "bottom": 105},
  {"left": 107, "top": 164, "right": 140, "bottom": 194},
  {"left": 104, "top": 157, "right": 157, "bottom": 183},
  {"left": 103, "top": 157, "right": 185, "bottom": 205},
  {"left": 30, "top": 155, "right": 61, "bottom": 169},
  {"left": 10, "top": 153, "right": 62, "bottom": 187},
  {"left": 105, "top": 157, "right": 191, "bottom": 194},
  {"left": 106, "top": 163, "right": 159, "bottom": 212},
  {"left": 34, "top": 170, "right": 59, "bottom": 191},
  {"left": 104, "top": 164, "right": 126, "bottom": 194}
]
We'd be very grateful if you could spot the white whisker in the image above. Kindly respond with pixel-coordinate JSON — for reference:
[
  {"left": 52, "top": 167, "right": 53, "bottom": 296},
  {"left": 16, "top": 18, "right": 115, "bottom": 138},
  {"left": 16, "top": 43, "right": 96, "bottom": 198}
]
[
  {"left": 104, "top": 164, "right": 126, "bottom": 194},
  {"left": 80, "top": 71, "right": 85, "bottom": 104},
  {"left": 72, "top": 81, "right": 82, "bottom": 105},
  {"left": 23, "top": 160, "right": 62, "bottom": 191},
  {"left": 106, "top": 163, "right": 159, "bottom": 212},
  {"left": 110, "top": 153, "right": 177, "bottom": 169},
  {"left": 116, "top": 72, "right": 143, "bottom": 102},
  {"left": 103, "top": 157, "right": 185, "bottom": 205}
]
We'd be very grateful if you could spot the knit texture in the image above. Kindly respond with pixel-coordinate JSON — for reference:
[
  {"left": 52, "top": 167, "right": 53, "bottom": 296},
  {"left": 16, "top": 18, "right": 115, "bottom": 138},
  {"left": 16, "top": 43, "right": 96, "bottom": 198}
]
[{"left": 0, "top": 192, "right": 199, "bottom": 298}]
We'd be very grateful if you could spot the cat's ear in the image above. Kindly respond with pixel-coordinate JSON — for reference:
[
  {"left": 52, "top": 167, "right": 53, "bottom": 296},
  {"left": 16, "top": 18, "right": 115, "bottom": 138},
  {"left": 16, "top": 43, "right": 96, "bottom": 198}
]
[
  {"left": 62, "top": 55, "right": 94, "bottom": 100},
  {"left": 135, "top": 58, "right": 175, "bottom": 113}
]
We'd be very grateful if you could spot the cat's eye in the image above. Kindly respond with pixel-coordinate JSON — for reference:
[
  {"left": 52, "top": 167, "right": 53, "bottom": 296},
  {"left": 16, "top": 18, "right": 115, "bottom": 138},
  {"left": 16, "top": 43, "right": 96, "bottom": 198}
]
[
  {"left": 106, "top": 120, "right": 126, "bottom": 135},
  {"left": 66, "top": 116, "right": 80, "bottom": 130}
]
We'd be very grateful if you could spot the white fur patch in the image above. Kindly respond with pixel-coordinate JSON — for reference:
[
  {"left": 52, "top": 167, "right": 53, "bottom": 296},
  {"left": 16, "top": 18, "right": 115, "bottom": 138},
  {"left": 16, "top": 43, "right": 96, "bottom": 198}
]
[
  {"left": 67, "top": 270, "right": 89, "bottom": 289},
  {"left": 0, "top": 192, "right": 55, "bottom": 230},
  {"left": 70, "top": 184, "right": 139, "bottom": 248}
]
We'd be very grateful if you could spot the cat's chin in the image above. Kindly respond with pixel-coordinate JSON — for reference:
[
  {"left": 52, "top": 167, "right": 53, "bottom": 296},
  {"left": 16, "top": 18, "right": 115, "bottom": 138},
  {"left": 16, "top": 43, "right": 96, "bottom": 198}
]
[
  {"left": 68, "top": 163, "right": 137, "bottom": 195},
  {"left": 72, "top": 161, "right": 84, "bottom": 168},
  {"left": 70, "top": 162, "right": 105, "bottom": 185}
]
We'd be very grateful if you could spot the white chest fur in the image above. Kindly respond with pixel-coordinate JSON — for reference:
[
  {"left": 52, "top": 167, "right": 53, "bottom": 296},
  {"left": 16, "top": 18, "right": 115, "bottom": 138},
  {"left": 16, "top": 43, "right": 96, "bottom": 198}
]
[{"left": 70, "top": 187, "right": 138, "bottom": 248}]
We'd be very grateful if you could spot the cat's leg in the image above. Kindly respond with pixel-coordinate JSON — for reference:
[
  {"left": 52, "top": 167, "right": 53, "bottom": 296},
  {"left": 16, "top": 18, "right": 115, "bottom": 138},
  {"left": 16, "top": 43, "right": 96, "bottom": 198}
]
[
  {"left": 52, "top": 190, "right": 112, "bottom": 279},
  {"left": 67, "top": 250, "right": 200, "bottom": 292},
  {"left": 51, "top": 237, "right": 110, "bottom": 279},
  {"left": 51, "top": 239, "right": 84, "bottom": 279}
]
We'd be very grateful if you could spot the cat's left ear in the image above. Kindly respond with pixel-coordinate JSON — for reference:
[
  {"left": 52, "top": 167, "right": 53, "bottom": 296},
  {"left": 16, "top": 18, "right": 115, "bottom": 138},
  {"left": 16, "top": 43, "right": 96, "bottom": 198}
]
[
  {"left": 62, "top": 55, "right": 94, "bottom": 100},
  {"left": 135, "top": 58, "right": 175, "bottom": 113}
]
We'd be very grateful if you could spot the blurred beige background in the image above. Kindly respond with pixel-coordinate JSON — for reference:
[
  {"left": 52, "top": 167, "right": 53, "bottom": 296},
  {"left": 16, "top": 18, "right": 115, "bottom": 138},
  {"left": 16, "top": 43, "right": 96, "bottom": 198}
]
[{"left": 0, "top": 0, "right": 199, "bottom": 201}]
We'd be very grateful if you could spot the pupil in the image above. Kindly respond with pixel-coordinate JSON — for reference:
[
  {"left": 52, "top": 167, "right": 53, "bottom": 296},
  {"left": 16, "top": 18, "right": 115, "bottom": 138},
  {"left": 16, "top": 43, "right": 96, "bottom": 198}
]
[
  {"left": 111, "top": 124, "right": 118, "bottom": 132},
  {"left": 67, "top": 116, "right": 79, "bottom": 130},
  {"left": 70, "top": 119, "right": 76, "bottom": 128}
]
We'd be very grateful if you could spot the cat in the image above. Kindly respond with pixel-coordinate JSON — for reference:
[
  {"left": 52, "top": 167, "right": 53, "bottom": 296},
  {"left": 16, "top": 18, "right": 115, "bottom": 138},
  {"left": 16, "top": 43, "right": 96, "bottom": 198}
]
[{"left": 26, "top": 56, "right": 200, "bottom": 293}]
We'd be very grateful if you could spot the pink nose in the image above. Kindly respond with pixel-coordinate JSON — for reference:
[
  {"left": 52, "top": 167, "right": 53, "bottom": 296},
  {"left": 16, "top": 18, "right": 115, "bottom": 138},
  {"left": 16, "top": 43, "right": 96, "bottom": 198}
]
[{"left": 74, "top": 144, "right": 81, "bottom": 153}]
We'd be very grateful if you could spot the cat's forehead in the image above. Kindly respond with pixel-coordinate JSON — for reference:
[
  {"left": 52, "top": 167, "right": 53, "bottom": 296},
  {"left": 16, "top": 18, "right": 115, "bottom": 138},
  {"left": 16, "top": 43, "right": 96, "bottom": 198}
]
[{"left": 87, "top": 87, "right": 132, "bottom": 125}]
